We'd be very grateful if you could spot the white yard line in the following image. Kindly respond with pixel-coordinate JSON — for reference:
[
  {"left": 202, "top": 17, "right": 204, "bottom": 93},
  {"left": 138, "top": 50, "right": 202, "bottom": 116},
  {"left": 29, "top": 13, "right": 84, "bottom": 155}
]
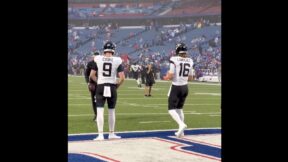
[
  {"left": 209, "top": 115, "right": 221, "bottom": 117},
  {"left": 127, "top": 87, "right": 161, "bottom": 91},
  {"left": 139, "top": 121, "right": 171, "bottom": 124},
  {"left": 146, "top": 104, "right": 219, "bottom": 106},
  {"left": 68, "top": 112, "right": 220, "bottom": 117},
  {"left": 68, "top": 103, "right": 220, "bottom": 106},
  {"left": 69, "top": 76, "right": 220, "bottom": 86},
  {"left": 69, "top": 98, "right": 220, "bottom": 100},
  {"left": 194, "top": 93, "right": 221, "bottom": 96}
]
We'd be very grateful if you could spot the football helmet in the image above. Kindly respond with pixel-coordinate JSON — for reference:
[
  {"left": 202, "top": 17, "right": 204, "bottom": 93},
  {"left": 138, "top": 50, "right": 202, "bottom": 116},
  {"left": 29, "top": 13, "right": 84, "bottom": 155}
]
[
  {"left": 103, "top": 41, "right": 115, "bottom": 54},
  {"left": 175, "top": 43, "right": 188, "bottom": 55},
  {"left": 93, "top": 51, "right": 100, "bottom": 56}
]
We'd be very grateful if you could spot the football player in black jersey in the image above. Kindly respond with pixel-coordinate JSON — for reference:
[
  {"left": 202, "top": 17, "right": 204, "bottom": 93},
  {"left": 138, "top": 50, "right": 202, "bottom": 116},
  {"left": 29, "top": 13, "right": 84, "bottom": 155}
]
[{"left": 84, "top": 51, "right": 99, "bottom": 121}]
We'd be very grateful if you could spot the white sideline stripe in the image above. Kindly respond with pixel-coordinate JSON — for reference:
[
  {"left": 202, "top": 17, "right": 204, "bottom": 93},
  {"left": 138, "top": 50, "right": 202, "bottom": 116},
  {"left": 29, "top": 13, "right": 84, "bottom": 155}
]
[
  {"left": 68, "top": 76, "right": 220, "bottom": 86},
  {"left": 69, "top": 87, "right": 220, "bottom": 90},
  {"left": 128, "top": 87, "right": 160, "bottom": 91},
  {"left": 188, "top": 82, "right": 220, "bottom": 86},
  {"left": 195, "top": 93, "right": 221, "bottom": 96},
  {"left": 68, "top": 127, "right": 221, "bottom": 136},
  {"left": 69, "top": 98, "right": 220, "bottom": 100},
  {"left": 69, "top": 94, "right": 157, "bottom": 96},
  {"left": 69, "top": 90, "right": 156, "bottom": 91},
  {"left": 185, "top": 111, "right": 196, "bottom": 113},
  {"left": 128, "top": 87, "right": 144, "bottom": 89},
  {"left": 147, "top": 104, "right": 219, "bottom": 106},
  {"left": 139, "top": 121, "right": 171, "bottom": 124},
  {"left": 68, "top": 94, "right": 221, "bottom": 96},
  {"left": 209, "top": 115, "right": 221, "bottom": 117},
  {"left": 68, "top": 103, "right": 220, "bottom": 106},
  {"left": 68, "top": 112, "right": 220, "bottom": 117},
  {"left": 126, "top": 103, "right": 159, "bottom": 108}
]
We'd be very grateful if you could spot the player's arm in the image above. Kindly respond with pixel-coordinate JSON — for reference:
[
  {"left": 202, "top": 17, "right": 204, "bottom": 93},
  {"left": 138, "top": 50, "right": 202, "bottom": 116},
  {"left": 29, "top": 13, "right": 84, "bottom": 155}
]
[
  {"left": 84, "top": 62, "right": 90, "bottom": 83},
  {"left": 117, "top": 64, "right": 125, "bottom": 89},
  {"left": 147, "top": 65, "right": 151, "bottom": 74},
  {"left": 163, "top": 60, "right": 175, "bottom": 80},
  {"left": 188, "top": 63, "right": 194, "bottom": 81},
  {"left": 188, "top": 75, "right": 194, "bottom": 81},
  {"left": 89, "top": 70, "right": 97, "bottom": 83},
  {"left": 89, "top": 61, "right": 98, "bottom": 83}
]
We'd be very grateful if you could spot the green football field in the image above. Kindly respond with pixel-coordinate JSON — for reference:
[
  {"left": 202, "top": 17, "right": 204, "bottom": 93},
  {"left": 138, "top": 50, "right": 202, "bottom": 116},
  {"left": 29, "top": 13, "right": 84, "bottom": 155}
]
[{"left": 68, "top": 76, "right": 221, "bottom": 134}]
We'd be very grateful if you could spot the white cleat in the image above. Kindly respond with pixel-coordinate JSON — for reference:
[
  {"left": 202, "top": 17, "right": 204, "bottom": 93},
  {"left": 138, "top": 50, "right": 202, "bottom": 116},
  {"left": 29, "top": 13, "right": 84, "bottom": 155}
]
[
  {"left": 175, "top": 132, "right": 185, "bottom": 138},
  {"left": 175, "top": 124, "right": 187, "bottom": 138},
  {"left": 108, "top": 134, "right": 121, "bottom": 139},
  {"left": 93, "top": 135, "right": 104, "bottom": 141}
]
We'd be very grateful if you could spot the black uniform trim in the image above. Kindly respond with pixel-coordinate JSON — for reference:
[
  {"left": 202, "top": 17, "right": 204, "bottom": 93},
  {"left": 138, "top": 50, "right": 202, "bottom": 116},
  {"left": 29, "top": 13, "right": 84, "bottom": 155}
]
[
  {"left": 168, "top": 85, "right": 188, "bottom": 110},
  {"left": 96, "top": 84, "right": 117, "bottom": 109},
  {"left": 169, "top": 60, "right": 175, "bottom": 65},
  {"left": 85, "top": 61, "right": 97, "bottom": 84},
  {"left": 117, "top": 64, "right": 124, "bottom": 73}
]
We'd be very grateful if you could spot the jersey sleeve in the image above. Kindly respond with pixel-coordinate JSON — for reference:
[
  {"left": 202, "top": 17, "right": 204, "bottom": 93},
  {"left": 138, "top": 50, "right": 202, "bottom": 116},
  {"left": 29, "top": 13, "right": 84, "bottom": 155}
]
[
  {"left": 188, "top": 59, "right": 194, "bottom": 76},
  {"left": 116, "top": 58, "right": 124, "bottom": 73},
  {"left": 84, "top": 62, "right": 91, "bottom": 83},
  {"left": 90, "top": 61, "right": 98, "bottom": 71},
  {"left": 169, "top": 57, "right": 176, "bottom": 73}
]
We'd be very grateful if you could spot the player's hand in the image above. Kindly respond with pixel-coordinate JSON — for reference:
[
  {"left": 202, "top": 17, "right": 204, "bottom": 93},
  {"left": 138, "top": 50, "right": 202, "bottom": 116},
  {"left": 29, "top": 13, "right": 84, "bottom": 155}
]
[
  {"left": 163, "top": 76, "right": 169, "bottom": 80},
  {"left": 88, "top": 83, "right": 96, "bottom": 92}
]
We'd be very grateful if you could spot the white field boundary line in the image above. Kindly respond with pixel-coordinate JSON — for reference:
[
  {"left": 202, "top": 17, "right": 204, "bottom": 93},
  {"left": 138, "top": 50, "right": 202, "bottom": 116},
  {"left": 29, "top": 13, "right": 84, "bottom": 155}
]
[
  {"left": 139, "top": 121, "right": 171, "bottom": 124},
  {"left": 68, "top": 127, "right": 221, "bottom": 136},
  {"left": 194, "top": 93, "right": 221, "bottom": 96},
  {"left": 68, "top": 103, "right": 220, "bottom": 106},
  {"left": 68, "top": 94, "right": 221, "bottom": 97},
  {"left": 69, "top": 85, "right": 220, "bottom": 88},
  {"left": 209, "top": 114, "right": 221, "bottom": 117},
  {"left": 69, "top": 90, "right": 220, "bottom": 93},
  {"left": 124, "top": 103, "right": 160, "bottom": 108},
  {"left": 69, "top": 98, "right": 220, "bottom": 100},
  {"left": 69, "top": 106, "right": 220, "bottom": 110},
  {"left": 118, "top": 102, "right": 219, "bottom": 109},
  {"left": 69, "top": 90, "right": 165, "bottom": 91},
  {"left": 127, "top": 87, "right": 161, "bottom": 91},
  {"left": 68, "top": 96, "right": 221, "bottom": 98},
  {"left": 68, "top": 112, "right": 220, "bottom": 117},
  {"left": 68, "top": 76, "right": 220, "bottom": 86}
]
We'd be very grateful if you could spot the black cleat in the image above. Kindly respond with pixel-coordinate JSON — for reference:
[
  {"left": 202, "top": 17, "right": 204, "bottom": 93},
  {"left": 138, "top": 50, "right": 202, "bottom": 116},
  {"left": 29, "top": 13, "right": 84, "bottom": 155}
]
[{"left": 93, "top": 115, "right": 97, "bottom": 121}]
